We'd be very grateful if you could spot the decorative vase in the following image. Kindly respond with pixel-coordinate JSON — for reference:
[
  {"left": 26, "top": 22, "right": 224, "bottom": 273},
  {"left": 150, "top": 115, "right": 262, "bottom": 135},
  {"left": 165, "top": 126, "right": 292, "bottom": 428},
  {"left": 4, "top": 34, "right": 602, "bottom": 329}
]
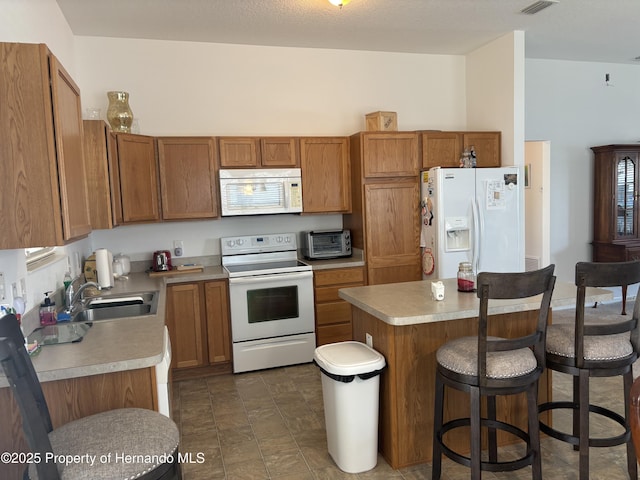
[{"left": 106, "top": 91, "right": 134, "bottom": 133}]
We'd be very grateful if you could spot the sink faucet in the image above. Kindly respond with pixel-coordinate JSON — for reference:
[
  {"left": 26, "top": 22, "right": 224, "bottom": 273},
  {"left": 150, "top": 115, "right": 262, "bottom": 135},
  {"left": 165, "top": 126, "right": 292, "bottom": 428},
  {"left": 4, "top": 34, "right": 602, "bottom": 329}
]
[{"left": 66, "top": 278, "right": 101, "bottom": 313}]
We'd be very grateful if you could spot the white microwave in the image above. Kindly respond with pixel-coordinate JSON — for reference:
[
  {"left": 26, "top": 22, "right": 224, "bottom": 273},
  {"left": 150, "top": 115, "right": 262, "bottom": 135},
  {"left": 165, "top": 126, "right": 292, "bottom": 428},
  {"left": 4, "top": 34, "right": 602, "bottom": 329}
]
[{"left": 219, "top": 168, "right": 303, "bottom": 216}]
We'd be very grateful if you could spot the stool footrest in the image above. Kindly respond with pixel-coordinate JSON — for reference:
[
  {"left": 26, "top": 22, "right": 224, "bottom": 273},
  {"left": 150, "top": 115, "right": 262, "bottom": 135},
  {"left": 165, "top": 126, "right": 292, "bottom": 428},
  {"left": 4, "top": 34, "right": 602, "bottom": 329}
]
[
  {"left": 539, "top": 401, "right": 630, "bottom": 448},
  {"left": 436, "top": 417, "right": 534, "bottom": 473}
]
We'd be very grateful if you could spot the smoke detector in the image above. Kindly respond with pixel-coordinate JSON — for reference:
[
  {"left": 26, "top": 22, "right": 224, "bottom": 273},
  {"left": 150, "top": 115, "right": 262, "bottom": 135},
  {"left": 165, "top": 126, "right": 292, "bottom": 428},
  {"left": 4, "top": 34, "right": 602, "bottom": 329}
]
[{"left": 520, "top": 0, "right": 559, "bottom": 15}]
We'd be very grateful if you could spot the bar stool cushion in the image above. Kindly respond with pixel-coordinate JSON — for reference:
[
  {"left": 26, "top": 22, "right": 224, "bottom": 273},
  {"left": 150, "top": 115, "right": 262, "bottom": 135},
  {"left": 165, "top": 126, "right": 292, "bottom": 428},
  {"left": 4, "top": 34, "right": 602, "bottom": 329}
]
[
  {"left": 28, "top": 408, "right": 180, "bottom": 480},
  {"left": 546, "top": 324, "right": 632, "bottom": 360},
  {"left": 437, "top": 335, "right": 537, "bottom": 378}
]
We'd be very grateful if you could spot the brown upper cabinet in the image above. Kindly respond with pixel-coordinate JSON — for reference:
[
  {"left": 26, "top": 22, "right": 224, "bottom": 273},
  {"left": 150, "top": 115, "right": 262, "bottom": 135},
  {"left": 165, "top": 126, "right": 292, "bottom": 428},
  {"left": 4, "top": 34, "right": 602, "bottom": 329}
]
[
  {"left": 361, "top": 132, "right": 419, "bottom": 178},
  {"left": 157, "top": 137, "right": 219, "bottom": 220},
  {"left": 0, "top": 43, "right": 91, "bottom": 249},
  {"left": 344, "top": 132, "right": 421, "bottom": 286},
  {"left": 300, "top": 137, "right": 351, "bottom": 214},
  {"left": 116, "top": 133, "right": 161, "bottom": 224},
  {"left": 83, "top": 120, "right": 123, "bottom": 229},
  {"left": 422, "top": 131, "right": 501, "bottom": 169},
  {"left": 218, "top": 137, "right": 299, "bottom": 168}
]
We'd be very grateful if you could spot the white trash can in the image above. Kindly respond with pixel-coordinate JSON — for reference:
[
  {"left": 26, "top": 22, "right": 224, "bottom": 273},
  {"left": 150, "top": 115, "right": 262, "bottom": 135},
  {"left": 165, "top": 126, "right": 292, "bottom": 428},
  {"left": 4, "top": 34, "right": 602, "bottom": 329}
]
[{"left": 314, "top": 341, "right": 386, "bottom": 473}]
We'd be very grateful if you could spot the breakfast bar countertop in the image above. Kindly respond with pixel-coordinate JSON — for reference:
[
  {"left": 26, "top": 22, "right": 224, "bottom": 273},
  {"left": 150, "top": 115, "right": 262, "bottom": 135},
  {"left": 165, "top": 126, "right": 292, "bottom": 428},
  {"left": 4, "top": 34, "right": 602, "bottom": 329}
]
[{"left": 339, "top": 277, "right": 614, "bottom": 327}]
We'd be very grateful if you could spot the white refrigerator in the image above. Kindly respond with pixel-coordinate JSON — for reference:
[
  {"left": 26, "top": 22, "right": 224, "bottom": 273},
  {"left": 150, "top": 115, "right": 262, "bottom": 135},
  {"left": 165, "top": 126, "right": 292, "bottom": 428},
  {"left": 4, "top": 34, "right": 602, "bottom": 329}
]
[{"left": 420, "top": 167, "right": 524, "bottom": 279}]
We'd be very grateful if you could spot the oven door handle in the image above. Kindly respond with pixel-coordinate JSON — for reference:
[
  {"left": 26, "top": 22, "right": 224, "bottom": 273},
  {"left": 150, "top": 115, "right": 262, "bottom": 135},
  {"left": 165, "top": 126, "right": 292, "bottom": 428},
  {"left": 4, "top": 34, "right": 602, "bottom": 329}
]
[{"left": 228, "top": 271, "right": 313, "bottom": 285}]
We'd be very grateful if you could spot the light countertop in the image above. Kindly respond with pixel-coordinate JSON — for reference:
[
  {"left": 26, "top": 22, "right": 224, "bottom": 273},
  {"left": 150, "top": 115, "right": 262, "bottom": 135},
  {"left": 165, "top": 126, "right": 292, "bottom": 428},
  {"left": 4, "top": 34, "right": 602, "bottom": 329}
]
[
  {"left": 338, "top": 277, "right": 614, "bottom": 326},
  {"left": 0, "top": 268, "right": 227, "bottom": 389}
]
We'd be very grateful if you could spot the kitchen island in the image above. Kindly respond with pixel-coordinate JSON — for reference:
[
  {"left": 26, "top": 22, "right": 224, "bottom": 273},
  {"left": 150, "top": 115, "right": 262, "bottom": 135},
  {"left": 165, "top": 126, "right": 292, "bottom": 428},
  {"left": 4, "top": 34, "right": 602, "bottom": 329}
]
[{"left": 339, "top": 278, "right": 613, "bottom": 469}]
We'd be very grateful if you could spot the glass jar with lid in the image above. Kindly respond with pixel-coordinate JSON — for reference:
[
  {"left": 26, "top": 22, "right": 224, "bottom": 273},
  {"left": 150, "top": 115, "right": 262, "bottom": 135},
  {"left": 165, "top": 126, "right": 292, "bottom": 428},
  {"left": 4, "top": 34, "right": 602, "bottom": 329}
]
[{"left": 457, "top": 262, "right": 476, "bottom": 292}]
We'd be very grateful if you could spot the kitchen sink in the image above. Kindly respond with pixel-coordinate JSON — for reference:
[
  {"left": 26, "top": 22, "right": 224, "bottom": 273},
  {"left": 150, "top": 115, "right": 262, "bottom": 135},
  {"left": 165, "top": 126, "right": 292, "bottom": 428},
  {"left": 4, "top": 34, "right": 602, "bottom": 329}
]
[
  {"left": 72, "top": 291, "right": 158, "bottom": 323},
  {"left": 84, "top": 292, "right": 156, "bottom": 309}
]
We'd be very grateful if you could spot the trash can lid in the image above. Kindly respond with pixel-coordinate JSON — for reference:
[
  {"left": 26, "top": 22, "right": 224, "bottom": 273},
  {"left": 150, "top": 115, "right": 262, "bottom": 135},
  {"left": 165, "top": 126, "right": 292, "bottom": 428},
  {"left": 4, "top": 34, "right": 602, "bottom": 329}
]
[{"left": 314, "top": 341, "right": 386, "bottom": 376}]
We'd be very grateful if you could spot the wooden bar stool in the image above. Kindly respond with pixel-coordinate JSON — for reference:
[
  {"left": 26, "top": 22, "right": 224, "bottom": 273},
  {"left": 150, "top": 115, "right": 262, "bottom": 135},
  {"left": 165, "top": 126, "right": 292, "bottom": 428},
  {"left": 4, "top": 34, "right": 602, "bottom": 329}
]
[
  {"left": 432, "top": 265, "right": 556, "bottom": 480},
  {"left": 539, "top": 260, "right": 640, "bottom": 480},
  {"left": 0, "top": 314, "right": 182, "bottom": 480}
]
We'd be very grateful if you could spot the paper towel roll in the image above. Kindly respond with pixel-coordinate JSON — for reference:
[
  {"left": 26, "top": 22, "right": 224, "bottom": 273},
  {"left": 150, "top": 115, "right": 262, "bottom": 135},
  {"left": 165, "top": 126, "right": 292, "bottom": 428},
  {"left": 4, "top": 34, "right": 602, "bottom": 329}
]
[{"left": 95, "top": 248, "right": 113, "bottom": 288}]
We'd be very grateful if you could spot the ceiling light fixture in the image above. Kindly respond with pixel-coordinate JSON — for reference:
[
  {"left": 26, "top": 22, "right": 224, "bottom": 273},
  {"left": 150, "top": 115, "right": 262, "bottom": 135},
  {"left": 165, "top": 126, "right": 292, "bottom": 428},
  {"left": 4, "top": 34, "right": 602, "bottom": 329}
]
[
  {"left": 328, "top": 0, "right": 351, "bottom": 7},
  {"left": 520, "top": 0, "right": 558, "bottom": 15}
]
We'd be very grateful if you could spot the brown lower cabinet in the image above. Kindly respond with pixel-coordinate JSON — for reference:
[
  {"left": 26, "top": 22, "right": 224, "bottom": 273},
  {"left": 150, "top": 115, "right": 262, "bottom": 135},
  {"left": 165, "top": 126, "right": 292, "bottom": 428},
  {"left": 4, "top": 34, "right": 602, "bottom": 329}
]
[
  {"left": 314, "top": 266, "right": 365, "bottom": 345},
  {"left": 165, "top": 280, "right": 232, "bottom": 379},
  {"left": 0, "top": 367, "right": 156, "bottom": 480}
]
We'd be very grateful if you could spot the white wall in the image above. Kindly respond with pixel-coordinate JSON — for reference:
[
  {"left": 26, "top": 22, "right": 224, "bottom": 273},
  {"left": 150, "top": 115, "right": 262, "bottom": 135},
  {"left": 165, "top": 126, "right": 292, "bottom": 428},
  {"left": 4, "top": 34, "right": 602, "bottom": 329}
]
[
  {"left": 74, "top": 37, "right": 467, "bottom": 136},
  {"left": 467, "top": 31, "right": 526, "bottom": 168},
  {"left": 0, "top": 0, "right": 76, "bottom": 74},
  {"left": 525, "top": 59, "right": 640, "bottom": 283}
]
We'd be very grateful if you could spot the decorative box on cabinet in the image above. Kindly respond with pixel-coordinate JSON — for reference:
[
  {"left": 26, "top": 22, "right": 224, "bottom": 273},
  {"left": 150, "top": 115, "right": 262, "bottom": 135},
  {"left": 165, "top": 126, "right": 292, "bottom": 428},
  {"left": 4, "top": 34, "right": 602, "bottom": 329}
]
[
  {"left": 157, "top": 137, "right": 219, "bottom": 220},
  {"left": 591, "top": 144, "right": 640, "bottom": 314},
  {"left": 218, "top": 137, "right": 299, "bottom": 168},
  {"left": 0, "top": 43, "right": 91, "bottom": 248},
  {"left": 300, "top": 137, "right": 351, "bottom": 213},
  {"left": 365, "top": 111, "right": 398, "bottom": 132},
  {"left": 313, "top": 266, "right": 365, "bottom": 345},
  {"left": 421, "top": 131, "right": 501, "bottom": 169}
]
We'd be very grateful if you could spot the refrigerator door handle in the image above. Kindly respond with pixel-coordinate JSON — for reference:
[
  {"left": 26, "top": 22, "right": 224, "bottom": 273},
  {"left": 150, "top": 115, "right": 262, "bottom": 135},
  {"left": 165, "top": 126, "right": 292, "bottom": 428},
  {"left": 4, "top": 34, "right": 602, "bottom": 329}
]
[{"left": 471, "top": 197, "right": 481, "bottom": 273}]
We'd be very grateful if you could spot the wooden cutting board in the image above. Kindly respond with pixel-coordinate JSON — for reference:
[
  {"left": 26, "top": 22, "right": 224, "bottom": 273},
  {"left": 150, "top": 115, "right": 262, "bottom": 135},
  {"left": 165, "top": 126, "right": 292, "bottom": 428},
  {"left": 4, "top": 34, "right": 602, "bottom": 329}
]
[{"left": 148, "top": 266, "right": 204, "bottom": 277}]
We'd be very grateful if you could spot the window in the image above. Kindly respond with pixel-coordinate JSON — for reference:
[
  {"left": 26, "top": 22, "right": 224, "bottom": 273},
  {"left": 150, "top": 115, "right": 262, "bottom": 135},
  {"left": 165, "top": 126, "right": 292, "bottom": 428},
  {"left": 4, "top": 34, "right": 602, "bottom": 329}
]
[{"left": 25, "top": 247, "right": 57, "bottom": 267}]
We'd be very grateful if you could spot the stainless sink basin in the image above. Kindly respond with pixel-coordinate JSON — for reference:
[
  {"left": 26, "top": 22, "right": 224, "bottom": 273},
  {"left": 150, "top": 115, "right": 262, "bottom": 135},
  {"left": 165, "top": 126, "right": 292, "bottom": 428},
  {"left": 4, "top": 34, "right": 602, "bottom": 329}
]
[
  {"left": 84, "top": 292, "right": 156, "bottom": 309},
  {"left": 72, "top": 291, "right": 158, "bottom": 323}
]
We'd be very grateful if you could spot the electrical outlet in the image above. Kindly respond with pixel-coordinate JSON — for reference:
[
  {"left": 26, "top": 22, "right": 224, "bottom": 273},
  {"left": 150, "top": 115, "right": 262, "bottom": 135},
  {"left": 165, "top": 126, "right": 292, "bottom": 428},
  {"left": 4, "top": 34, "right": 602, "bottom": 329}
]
[
  {"left": 0, "top": 273, "right": 5, "bottom": 301},
  {"left": 366, "top": 333, "right": 373, "bottom": 348},
  {"left": 173, "top": 240, "right": 184, "bottom": 257},
  {"left": 19, "top": 278, "right": 26, "bottom": 302}
]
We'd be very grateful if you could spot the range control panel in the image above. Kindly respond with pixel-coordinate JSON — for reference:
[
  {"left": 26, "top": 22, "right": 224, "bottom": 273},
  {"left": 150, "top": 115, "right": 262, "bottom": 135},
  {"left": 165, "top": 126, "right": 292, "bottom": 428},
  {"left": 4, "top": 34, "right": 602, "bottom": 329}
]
[{"left": 221, "top": 233, "right": 297, "bottom": 255}]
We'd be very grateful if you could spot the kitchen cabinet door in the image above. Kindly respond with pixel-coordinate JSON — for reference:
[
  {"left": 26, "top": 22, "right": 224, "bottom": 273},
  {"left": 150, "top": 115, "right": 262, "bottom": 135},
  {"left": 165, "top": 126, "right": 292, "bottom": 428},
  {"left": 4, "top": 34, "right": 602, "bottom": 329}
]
[
  {"left": 83, "top": 120, "right": 122, "bottom": 229},
  {"left": 219, "top": 136, "right": 299, "bottom": 168},
  {"left": 49, "top": 54, "right": 92, "bottom": 240},
  {"left": 204, "top": 280, "right": 232, "bottom": 364},
  {"left": 422, "top": 131, "right": 462, "bottom": 169},
  {"left": 422, "top": 131, "right": 501, "bottom": 169},
  {"left": 463, "top": 132, "right": 501, "bottom": 167},
  {"left": 362, "top": 132, "right": 419, "bottom": 178},
  {"left": 0, "top": 43, "right": 91, "bottom": 248},
  {"left": 157, "top": 137, "right": 218, "bottom": 220},
  {"left": 260, "top": 137, "right": 299, "bottom": 167},
  {"left": 300, "top": 137, "right": 351, "bottom": 213},
  {"left": 218, "top": 137, "right": 260, "bottom": 167},
  {"left": 117, "top": 133, "right": 161, "bottom": 223},
  {"left": 166, "top": 283, "right": 207, "bottom": 369},
  {"left": 364, "top": 181, "right": 422, "bottom": 284}
]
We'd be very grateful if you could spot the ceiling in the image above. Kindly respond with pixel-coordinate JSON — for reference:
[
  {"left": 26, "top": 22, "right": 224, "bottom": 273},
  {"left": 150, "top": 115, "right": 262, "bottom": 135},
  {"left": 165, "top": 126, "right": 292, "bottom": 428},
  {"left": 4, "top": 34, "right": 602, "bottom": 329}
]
[{"left": 55, "top": 0, "right": 640, "bottom": 65}]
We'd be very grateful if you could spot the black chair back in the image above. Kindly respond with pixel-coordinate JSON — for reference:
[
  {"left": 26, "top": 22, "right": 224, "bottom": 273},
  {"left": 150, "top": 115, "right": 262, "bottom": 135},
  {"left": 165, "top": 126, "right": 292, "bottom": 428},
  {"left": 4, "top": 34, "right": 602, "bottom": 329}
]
[
  {"left": 476, "top": 264, "right": 556, "bottom": 387},
  {"left": 573, "top": 260, "right": 640, "bottom": 369},
  {"left": 0, "top": 314, "right": 59, "bottom": 479}
]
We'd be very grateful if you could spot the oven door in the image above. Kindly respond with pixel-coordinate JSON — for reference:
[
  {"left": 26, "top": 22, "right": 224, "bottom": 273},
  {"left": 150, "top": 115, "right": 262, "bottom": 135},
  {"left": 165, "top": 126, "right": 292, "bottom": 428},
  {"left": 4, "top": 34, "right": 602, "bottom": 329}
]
[{"left": 228, "top": 270, "right": 314, "bottom": 342}]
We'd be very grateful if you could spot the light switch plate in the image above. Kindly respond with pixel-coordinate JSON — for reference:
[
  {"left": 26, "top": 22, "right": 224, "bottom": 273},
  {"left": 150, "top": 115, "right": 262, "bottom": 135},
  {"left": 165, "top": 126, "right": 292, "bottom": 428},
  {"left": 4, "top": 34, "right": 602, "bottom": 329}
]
[{"left": 0, "top": 273, "right": 5, "bottom": 301}]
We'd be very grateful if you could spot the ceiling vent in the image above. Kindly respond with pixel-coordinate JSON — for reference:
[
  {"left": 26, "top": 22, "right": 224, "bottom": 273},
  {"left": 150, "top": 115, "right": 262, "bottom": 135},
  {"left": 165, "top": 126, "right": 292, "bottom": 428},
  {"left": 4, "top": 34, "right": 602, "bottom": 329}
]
[{"left": 520, "top": 0, "right": 559, "bottom": 15}]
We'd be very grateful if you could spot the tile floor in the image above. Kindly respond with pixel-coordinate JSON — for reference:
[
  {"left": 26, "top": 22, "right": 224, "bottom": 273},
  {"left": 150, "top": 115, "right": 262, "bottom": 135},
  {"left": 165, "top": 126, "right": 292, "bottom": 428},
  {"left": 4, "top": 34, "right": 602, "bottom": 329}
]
[{"left": 173, "top": 304, "right": 639, "bottom": 480}]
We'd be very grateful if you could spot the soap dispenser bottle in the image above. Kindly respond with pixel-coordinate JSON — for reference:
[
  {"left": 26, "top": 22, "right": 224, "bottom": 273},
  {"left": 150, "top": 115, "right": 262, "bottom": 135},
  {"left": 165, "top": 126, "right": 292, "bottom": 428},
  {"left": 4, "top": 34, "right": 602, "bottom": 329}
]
[{"left": 39, "top": 291, "right": 57, "bottom": 326}]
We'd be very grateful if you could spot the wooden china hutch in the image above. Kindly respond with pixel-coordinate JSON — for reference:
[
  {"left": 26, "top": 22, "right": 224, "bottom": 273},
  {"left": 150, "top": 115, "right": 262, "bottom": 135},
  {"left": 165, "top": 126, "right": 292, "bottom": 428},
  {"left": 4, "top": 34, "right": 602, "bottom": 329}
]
[{"left": 591, "top": 144, "right": 640, "bottom": 314}]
